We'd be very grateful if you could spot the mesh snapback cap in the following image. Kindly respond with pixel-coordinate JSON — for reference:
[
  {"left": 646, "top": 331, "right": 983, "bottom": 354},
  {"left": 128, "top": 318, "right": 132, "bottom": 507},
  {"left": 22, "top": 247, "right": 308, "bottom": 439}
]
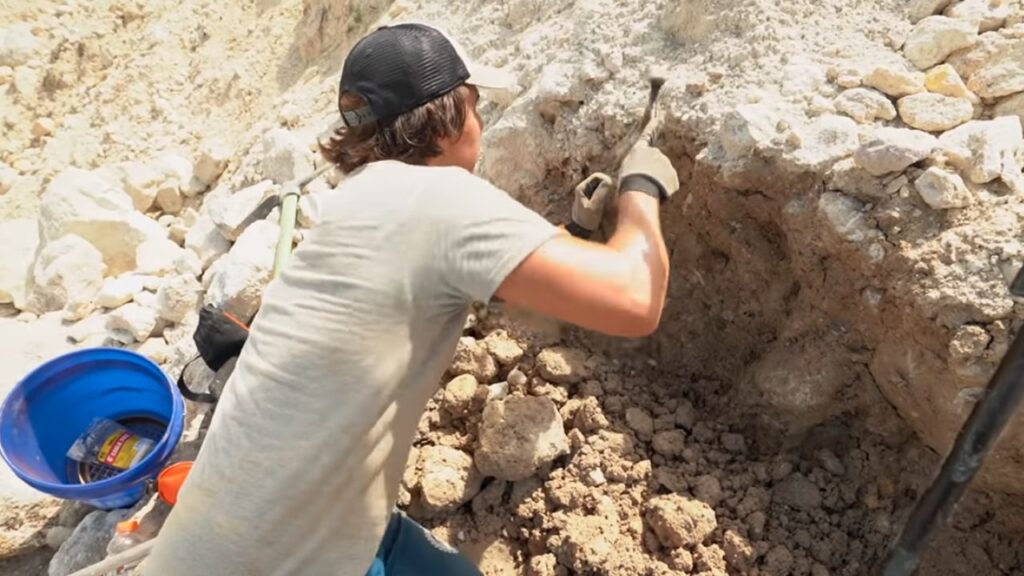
[{"left": 339, "top": 22, "right": 514, "bottom": 127}]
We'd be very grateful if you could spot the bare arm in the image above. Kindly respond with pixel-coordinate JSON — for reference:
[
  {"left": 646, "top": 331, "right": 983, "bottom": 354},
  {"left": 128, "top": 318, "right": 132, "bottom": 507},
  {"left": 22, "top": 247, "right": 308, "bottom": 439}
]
[{"left": 495, "top": 189, "right": 669, "bottom": 337}]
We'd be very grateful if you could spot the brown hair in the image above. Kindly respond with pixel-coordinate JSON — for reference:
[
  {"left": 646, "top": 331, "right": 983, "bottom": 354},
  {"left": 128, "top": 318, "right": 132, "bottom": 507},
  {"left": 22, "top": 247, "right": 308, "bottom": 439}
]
[{"left": 319, "top": 85, "right": 471, "bottom": 172}]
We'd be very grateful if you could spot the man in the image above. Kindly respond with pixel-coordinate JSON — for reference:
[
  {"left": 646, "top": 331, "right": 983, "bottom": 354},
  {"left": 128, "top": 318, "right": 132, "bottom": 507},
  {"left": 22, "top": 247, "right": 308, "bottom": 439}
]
[{"left": 142, "top": 21, "right": 678, "bottom": 576}]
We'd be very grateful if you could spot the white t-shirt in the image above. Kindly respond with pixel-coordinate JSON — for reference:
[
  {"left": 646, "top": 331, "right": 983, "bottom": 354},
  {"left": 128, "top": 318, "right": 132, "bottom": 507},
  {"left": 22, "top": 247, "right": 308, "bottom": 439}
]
[{"left": 141, "top": 160, "right": 559, "bottom": 575}]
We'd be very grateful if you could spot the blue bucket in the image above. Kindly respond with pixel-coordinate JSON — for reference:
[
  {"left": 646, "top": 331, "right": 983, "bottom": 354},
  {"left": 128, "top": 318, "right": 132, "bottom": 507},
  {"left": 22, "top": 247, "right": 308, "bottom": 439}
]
[{"left": 0, "top": 347, "right": 185, "bottom": 510}]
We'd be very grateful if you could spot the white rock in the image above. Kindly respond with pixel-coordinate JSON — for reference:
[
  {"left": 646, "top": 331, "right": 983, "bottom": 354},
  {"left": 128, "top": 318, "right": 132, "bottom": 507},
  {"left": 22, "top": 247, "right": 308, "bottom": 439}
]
[
  {"left": 194, "top": 140, "right": 232, "bottom": 187},
  {"left": 185, "top": 214, "right": 231, "bottom": 270},
  {"left": 833, "top": 88, "right": 897, "bottom": 124},
  {"left": 261, "top": 128, "right": 313, "bottom": 184},
  {"left": 32, "top": 117, "right": 55, "bottom": 137},
  {"left": 0, "top": 218, "right": 39, "bottom": 310},
  {"left": 853, "top": 127, "right": 939, "bottom": 175},
  {"left": 897, "top": 93, "right": 974, "bottom": 131},
  {"left": 925, "top": 63, "right": 977, "bottom": 99},
  {"left": 966, "top": 38, "right": 1024, "bottom": 98},
  {"left": 910, "top": 0, "right": 953, "bottom": 22},
  {"left": 152, "top": 152, "right": 194, "bottom": 186},
  {"left": 0, "top": 477, "right": 62, "bottom": 559},
  {"left": 719, "top": 104, "right": 779, "bottom": 157},
  {"left": 1001, "top": 151, "right": 1024, "bottom": 195},
  {"left": 156, "top": 274, "right": 202, "bottom": 323},
  {"left": 174, "top": 249, "right": 203, "bottom": 278},
  {"left": 0, "top": 23, "right": 44, "bottom": 67},
  {"left": 946, "top": 0, "right": 1011, "bottom": 33},
  {"left": 790, "top": 115, "right": 861, "bottom": 171},
  {"left": 155, "top": 179, "right": 183, "bottom": 214},
  {"left": 818, "top": 192, "right": 883, "bottom": 243},
  {"left": 28, "top": 235, "right": 106, "bottom": 315},
  {"left": 207, "top": 180, "right": 276, "bottom": 241},
  {"left": 134, "top": 337, "right": 171, "bottom": 364},
  {"left": 120, "top": 161, "right": 163, "bottom": 212},
  {"left": 904, "top": 16, "right": 979, "bottom": 70},
  {"left": 474, "top": 395, "right": 569, "bottom": 481},
  {"left": 938, "top": 117, "right": 1024, "bottom": 183},
  {"left": 40, "top": 168, "right": 167, "bottom": 275},
  {"left": 136, "top": 238, "right": 187, "bottom": 276},
  {"left": 915, "top": 167, "right": 975, "bottom": 208},
  {"left": 106, "top": 302, "right": 158, "bottom": 343},
  {"left": 863, "top": 66, "right": 926, "bottom": 97},
  {"left": 203, "top": 220, "right": 279, "bottom": 321},
  {"left": 994, "top": 92, "right": 1024, "bottom": 124},
  {"left": 96, "top": 275, "right": 148, "bottom": 308},
  {"left": 0, "top": 161, "right": 17, "bottom": 194}
]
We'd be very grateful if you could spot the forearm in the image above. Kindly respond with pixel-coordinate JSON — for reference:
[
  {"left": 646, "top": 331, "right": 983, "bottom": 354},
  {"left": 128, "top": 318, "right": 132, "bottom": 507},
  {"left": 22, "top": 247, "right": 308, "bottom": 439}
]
[{"left": 606, "top": 190, "right": 669, "bottom": 322}]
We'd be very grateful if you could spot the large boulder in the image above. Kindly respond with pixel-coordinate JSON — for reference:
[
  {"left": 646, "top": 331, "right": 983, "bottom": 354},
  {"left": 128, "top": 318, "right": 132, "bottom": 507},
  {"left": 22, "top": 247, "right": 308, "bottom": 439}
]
[
  {"left": 40, "top": 168, "right": 167, "bottom": 275},
  {"left": 0, "top": 218, "right": 39, "bottom": 310},
  {"left": 204, "top": 220, "right": 279, "bottom": 321},
  {"left": 474, "top": 395, "right": 569, "bottom": 481},
  {"left": 28, "top": 235, "right": 106, "bottom": 316}
]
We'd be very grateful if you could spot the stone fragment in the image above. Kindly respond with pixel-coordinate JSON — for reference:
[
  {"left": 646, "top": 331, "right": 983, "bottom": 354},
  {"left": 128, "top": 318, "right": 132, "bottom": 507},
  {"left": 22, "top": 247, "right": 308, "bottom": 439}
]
[
  {"left": 442, "top": 374, "right": 479, "bottom": 417},
  {"left": 718, "top": 104, "right": 779, "bottom": 157},
  {"left": 773, "top": 474, "right": 822, "bottom": 510},
  {"left": 645, "top": 495, "right": 717, "bottom": 549},
  {"left": 625, "top": 407, "right": 654, "bottom": 439},
  {"left": 0, "top": 161, "right": 16, "bottom": 194},
  {"left": 185, "top": 215, "right": 231, "bottom": 270},
  {"left": 207, "top": 180, "right": 277, "bottom": 241},
  {"left": 40, "top": 168, "right": 167, "bottom": 275},
  {"left": 946, "top": 0, "right": 1011, "bottom": 33},
  {"left": 156, "top": 274, "right": 203, "bottom": 323},
  {"left": 155, "top": 179, "right": 183, "bottom": 215},
  {"left": 910, "top": 0, "right": 954, "bottom": 23},
  {"left": 764, "top": 546, "right": 796, "bottom": 576},
  {"left": 897, "top": 93, "right": 973, "bottom": 131},
  {"left": 925, "top": 63, "right": 977, "bottom": 100},
  {"left": 694, "top": 474, "right": 725, "bottom": 507},
  {"left": 0, "top": 218, "right": 39, "bottom": 309},
  {"left": 0, "top": 487, "right": 62, "bottom": 559},
  {"left": 47, "top": 509, "right": 130, "bottom": 576},
  {"left": 96, "top": 275, "right": 148, "bottom": 309},
  {"left": 32, "top": 117, "right": 56, "bottom": 137},
  {"left": 474, "top": 395, "right": 569, "bottom": 481},
  {"left": 789, "top": 115, "right": 860, "bottom": 171},
  {"left": 203, "top": 220, "right": 279, "bottom": 322},
  {"left": 28, "top": 235, "right": 106, "bottom": 315},
  {"left": 675, "top": 400, "right": 696, "bottom": 430},
  {"left": 994, "top": 92, "right": 1024, "bottom": 124},
  {"left": 450, "top": 337, "right": 499, "bottom": 383},
  {"left": 482, "top": 330, "right": 524, "bottom": 366},
  {"left": 195, "top": 139, "right": 232, "bottom": 187},
  {"left": 722, "top": 530, "right": 756, "bottom": 572},
  {"left": 914, "top": 167, "right": 975, "bottom": 208},
  {"left": 854, "top": 127, "right": 938, "bottom": 175},
  {"left": 261, "top": 128, "right": 313, "bottom": 184},
  {"left": 0, "top": 23, "right": 44, "bottom": 67},
  {"left": 153, "top": 153, "right": 194, "bottom": 188},
  {"left": 833, "top": 88, "right": 897, "bottom": 124},
  {"left": 904, "top": 16, "right": 979, "bottom": 70},
  {"left": 818, "top": 192, "right": 883, "bottom": 245},
  {"left": 418, "top": 446, "right": 483, "bottom": 514},
  {"left": 652, "top": 430, "right": 687, "bottom": 457},
  {"left": 863, "top": 66, "right": 926, "bottom": 97},
  {"left": 966, "top": 38, "right": 1024, "bottom": 98},
  {"left": 536, "top": 346, "right": 588, "bottom": 384},
  {"left": 136, "top": 238, "right": 187, "bottom": 276},
  {"left": 938, "top": 117, "right": 1024, "bottom": 183},
  {"left": 106, "top": 302, "right": 158, "bottom": 343},
  {"left": 121, "top": 161, "right": 163, "bottom": 212}
]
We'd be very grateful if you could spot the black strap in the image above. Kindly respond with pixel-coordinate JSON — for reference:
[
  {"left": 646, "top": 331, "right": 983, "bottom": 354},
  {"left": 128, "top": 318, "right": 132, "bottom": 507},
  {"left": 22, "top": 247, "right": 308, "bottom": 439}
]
[
  {"left": 566, "top": 220, "right": 592, "bottom": 239},
  {"left": 176, "top": 355, "right": 220, "bottom": 404}
]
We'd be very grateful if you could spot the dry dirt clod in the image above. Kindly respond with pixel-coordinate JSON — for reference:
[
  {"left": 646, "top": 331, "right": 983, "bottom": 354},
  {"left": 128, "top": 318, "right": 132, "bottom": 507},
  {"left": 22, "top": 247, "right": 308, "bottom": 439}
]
[
  {"left": 474, "top": 395, "right": 569, "bottom": 481},
  {"left": 442, "top": 374, "right": 479, "bottom": 417},
  {"left": 646, "top": 494, "right": 717, "bottom": 549},
  {"left": 535, "top": 346, "right": 588, "bottom": 384},
  {"left": 773, "top": 474, "right": 823, "bottom": 511},
  {"left": 450, "top": 337, "right": 499, "bottom": 383},
  {"left": 417, "top": 446, "right": 483, "bottom": 515}
]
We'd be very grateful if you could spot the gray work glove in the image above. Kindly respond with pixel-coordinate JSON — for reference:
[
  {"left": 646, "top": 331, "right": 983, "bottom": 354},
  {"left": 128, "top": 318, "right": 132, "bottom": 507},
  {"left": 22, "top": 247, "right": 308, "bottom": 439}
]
[
  {"left": 617, "top": 137, "right": 679, "bottom": 202},
  {"left": 568, "top": 172, "right": 614, "bottom": 238}
]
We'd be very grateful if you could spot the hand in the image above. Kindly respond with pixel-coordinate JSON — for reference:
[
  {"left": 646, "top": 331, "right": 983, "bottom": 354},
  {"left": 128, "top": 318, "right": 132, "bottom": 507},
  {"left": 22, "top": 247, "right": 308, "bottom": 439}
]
[
  {"left": 569, "top": 172, "right": 614, "bottom": 236},
  {"left": 617, "top": 139, "right": 679, "bottom": 202}
]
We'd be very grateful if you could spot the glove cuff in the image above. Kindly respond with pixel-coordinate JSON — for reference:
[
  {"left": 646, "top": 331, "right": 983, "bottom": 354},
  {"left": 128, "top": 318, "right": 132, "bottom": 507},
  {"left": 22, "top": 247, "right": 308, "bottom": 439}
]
[{"left": 619, "top": 174, "right": 666, "bottom": 202}]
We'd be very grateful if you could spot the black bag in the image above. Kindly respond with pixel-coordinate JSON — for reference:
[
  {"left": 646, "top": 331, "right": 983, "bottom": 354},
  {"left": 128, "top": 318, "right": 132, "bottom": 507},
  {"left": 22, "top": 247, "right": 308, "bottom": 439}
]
[{"left": 177, "top": 304, "right": 250, "bottom": 403}]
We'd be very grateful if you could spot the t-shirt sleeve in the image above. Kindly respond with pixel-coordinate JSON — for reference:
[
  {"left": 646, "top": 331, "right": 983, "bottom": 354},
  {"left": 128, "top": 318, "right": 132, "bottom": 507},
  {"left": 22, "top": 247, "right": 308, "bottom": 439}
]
[{"left": 437, "top": 170, "right": 560, "bottom": 303}]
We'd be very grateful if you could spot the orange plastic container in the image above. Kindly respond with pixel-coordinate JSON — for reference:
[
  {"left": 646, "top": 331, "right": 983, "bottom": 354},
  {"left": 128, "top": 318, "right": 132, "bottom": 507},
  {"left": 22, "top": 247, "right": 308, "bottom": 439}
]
[{"left": 157, "top": 461, "right": 193, "bottom": 505}]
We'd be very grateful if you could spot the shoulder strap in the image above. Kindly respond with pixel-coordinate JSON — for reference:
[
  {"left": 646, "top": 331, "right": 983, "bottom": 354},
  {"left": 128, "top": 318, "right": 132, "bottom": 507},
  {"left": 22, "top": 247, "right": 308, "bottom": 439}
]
[{"left": 176, "top": 355, "right": 220, "bottom": 404}]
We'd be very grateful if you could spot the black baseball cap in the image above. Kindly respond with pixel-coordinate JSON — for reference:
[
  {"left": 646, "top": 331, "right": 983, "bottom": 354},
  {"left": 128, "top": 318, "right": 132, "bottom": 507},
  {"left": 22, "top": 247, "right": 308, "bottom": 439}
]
[{"left": 338, "top": 22, "right": 514, "bottom": 127}]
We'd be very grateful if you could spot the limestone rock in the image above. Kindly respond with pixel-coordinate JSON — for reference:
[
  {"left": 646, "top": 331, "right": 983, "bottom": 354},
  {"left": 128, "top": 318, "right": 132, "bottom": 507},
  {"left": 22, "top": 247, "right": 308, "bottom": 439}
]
[
  {"left": 863, "top": 66, "right": 926, "bottom": 97},
  {"left": 40, "top": 168, "right": 167, "bottom": 275},
  {"left": 853, "top": 127, "right": 938, "bottom": 175},
  {"left": 450, "top": 337, "right": 499, "bottom": 383},
  {"left": 204, "top": 220, "right": 279, "bottom": 322},
  {"left": 96, "top": 275, "right": 148, "bottom": 308},
  {"left": 946, "top": 0, "right": 1011, "bottom": 33},
  {"left": 442, "top": 374, "right": 479, "bottom": 417},
  {"left": 261, "top": 128, "right": 313, "bottom": 184},
  {"left": 0, "top": 23, "right": 44, "bottom": 67},
  {"left": 106, "top": 303, "right": 158, "bottom": 343},
  {"left": 156, "top": 275, "right": 203, "bottom": 323},
  {"left": 121, "top": 161, "right": 163, "bottom": 212},
  {"left": 0, "top": 218, "right": 39, "bottom": 310},
  {"left": 966, "top": 38, "right": 1024, "bottom": 98},
  {"left": 195, "top": 140, "right": 232, "bottom": 187},
  {"left": 718, "top": 103, "right": 779, "bottom": 157},
  {"left": 134, "top": 337, "right": 171, "bottom": 364},
  {"left": 773, "top": 474, "right": 822, "bottom": 510},
  {"left": 925, "top": 63, "right": 976, "bottom": 99},
  {"left": 28, "top": 235, "right": 106, "bottom": 315},
  {"left": 536, "top": 346, "right": 588, "bottom": 384},
  {"left": 209, "top": 180, "right": 277, "bottom": 242},
  {"left": 136, "top": 238, "right": 188, "bottom": 276},
  {"left": 819, "top": 192, "right": 883, "bottom": 245},
  {"left": 482, "top": 330, "right": 524, "bottom": 366},
  {"left": 156, "top": 180, "right": 183, "bottom": 215},
  {"left": 185, "top": 215, "right": 231, "bottom": 270},
  {"left": 32, "top": 118, "right": 56, "bottom": 137},
  {"left": 904, "top": 16, "right": 979, "bottom": 70},
  {"left": 48, "top": 509, "right": 130, "bottom": 576},
  {"left": 994, "top": 92, "right": 1024, "bottom": 124},
  {"left": 833, "top": 88, "right": 896, "bottom": 123},
  {"left": 153, "top": 153, "right": 195, "bottom": 188},
  {"left": 0, "top": 482, "right": 62, "bottom": 559},
  {"left": 914, "top": 167, "right": 975, "bottom": 209},
  {"left": 418, "top": 446, "right": 483, "bottom": 514},
  {"left": 909, "top": 0, "right": 953, "bottom": 22},
  {"left": 0, "top": 161, "right": 16, "bottom": 194},
  {"left": 475, "top": 395, "right": 569, "bottom": 481},
  {"left": 897, "top": 93, "right": 973, "bottom": 131},
  {"left": 645, "top": 495, "right": 717, "bottom": 549},
  {"left": 789, "top": 115, "right": 860, "bottom": 171},
  {"left": 938, "top": 117, "right": 1024, "bottom": 183}
]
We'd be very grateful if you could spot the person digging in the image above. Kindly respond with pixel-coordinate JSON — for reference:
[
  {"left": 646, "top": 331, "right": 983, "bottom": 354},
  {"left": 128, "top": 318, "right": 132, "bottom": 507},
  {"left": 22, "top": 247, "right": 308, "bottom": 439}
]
[{"left": 141, "top": 22, "right": 679, "bottom": 576}]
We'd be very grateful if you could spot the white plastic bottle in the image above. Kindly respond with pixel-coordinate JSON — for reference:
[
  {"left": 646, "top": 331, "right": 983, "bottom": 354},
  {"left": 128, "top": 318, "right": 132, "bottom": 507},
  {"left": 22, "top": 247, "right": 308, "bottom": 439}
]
[{"left": 105, "top": 520, "right": 145, "bottom": 556}]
